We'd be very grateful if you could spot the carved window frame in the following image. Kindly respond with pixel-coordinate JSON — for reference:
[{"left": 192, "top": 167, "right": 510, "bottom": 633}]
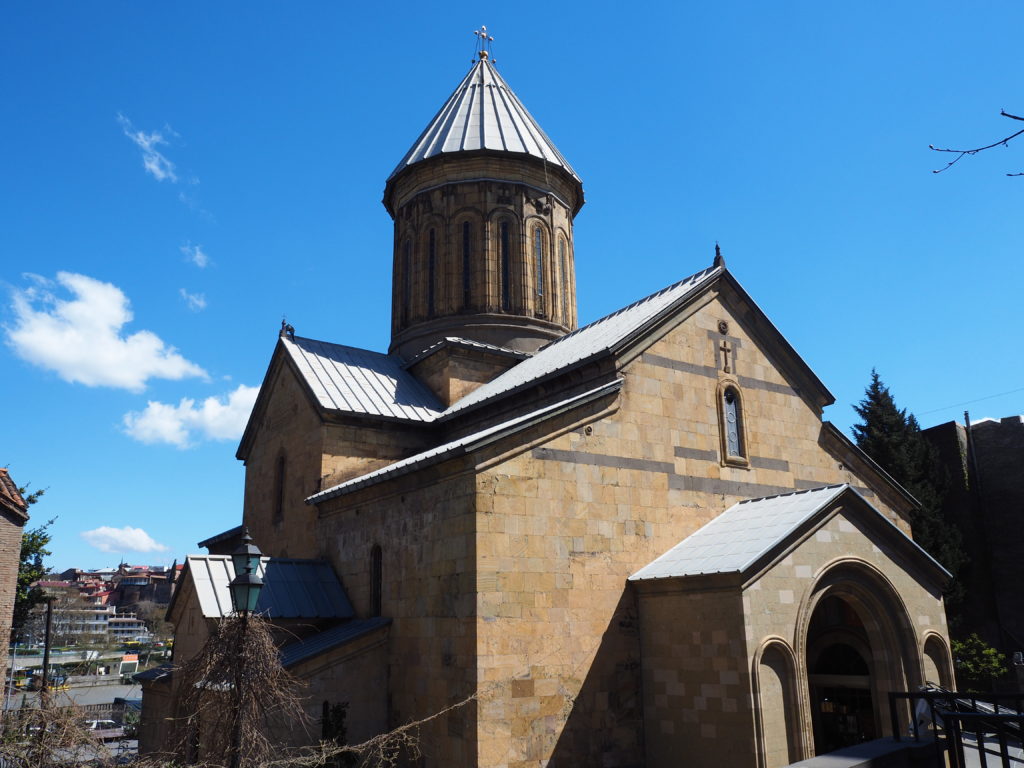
[{"left": 717, "top": 380, "right": 749, "bottom": 467}]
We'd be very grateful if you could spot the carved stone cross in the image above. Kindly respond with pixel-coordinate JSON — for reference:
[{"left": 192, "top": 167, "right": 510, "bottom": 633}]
[{"left": 719, "top": 341, "right": 732, "bottom": 374}]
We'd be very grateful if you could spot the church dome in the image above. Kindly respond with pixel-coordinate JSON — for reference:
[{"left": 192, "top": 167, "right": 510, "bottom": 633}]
[
  {"left": 385, "top": 54, "right": 581, "bottom": 196},
  {"left": 385, "top": 40, "right": 584, "bottom": 359}
]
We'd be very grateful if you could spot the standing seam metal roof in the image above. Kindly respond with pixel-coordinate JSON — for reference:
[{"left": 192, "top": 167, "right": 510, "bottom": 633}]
[
  {"left": 283, "top": 266, "right": 719, "bottom": 426},
  {"left": 307, "top": 379, "right": 622, "bottom": 503},
  {"left": 629, "top": 485, "right": 851, "bottom": 580},
  {"left": 184, "top": 556, "right": 354, "bottom": 619},
  {"left": 629, "top": 484, "right": 949, "bottom": 582},
  {"left": 388, "top": 58, "right": 580, "bottom": 183},
  {"left": 283, "top": 336, "right": 443, "bottom": 422},
  {"left": 438, "top": 265, "right": 721, "bottom": 419}
]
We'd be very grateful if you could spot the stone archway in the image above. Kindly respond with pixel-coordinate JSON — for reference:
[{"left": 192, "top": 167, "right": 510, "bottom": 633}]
[
  {"left": 799, "top": 561, "right": 921, "bottom": 757},
  {"left": 756, "top": 640, "right": 802, "bottom": 768},
  {"left": 922, "top": 632, "right": 953, "bottom": 688}
]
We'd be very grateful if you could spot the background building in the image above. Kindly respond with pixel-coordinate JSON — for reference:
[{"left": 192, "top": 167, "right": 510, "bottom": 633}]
[{"left": 0, "top": 468, "right": 30, "bottom": 675}]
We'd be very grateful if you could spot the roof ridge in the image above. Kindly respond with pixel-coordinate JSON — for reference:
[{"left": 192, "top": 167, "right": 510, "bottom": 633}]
[
  {"left": 387, "top": 58, "right": 579, "bottom": 184},
  {"left": 538, "top": 265, "right": 719, "bottom": 352},
  {"left": 736, "top": 483, "right": 848, "bottom": 506}
]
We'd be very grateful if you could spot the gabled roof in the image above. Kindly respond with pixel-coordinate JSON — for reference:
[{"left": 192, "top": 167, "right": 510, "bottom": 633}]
[
  {"left": 387, "top": 57, "right": 580, "bottom": 185},
  {"left": 283, "top": 336, "right": 443, "bottom": 421},
  {"left": 237, "top": 333, "right": 443, "bottom": 459},
  {"left": 629, "top": 484, "right": 949, "bottom": 584},
  {"left": 279, "top": 617, "right": 391, "bottom": 668},
  {"left": 0, "top": 468, "right": 29, "bottom": 522},
  {"left": 437, "top": 264, "right": 722, "bottom": 419},
  {"left": 307, "top": 379, "right": 622, "bottom": 503},
  {"left": 173, "top": 555, "right": 354, "bottom": 620}
]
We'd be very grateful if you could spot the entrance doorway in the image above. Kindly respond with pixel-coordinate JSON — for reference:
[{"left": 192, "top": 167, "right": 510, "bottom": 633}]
[{"left": 807, "top": 596, "right": 877, "bottom": 754}]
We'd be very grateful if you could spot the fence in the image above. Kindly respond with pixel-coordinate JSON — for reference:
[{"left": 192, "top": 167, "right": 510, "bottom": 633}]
[{"left": 890, "top": 689, "right": 1024, "bottom": 768}]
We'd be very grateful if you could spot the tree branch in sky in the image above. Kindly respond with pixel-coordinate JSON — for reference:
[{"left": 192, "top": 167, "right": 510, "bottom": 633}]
[{"left": 930, "top": 110, "right": 1024, "bottom": 175}]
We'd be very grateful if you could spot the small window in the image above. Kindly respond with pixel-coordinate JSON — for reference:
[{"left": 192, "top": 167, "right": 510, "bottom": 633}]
[
  {"left": 427, "top": 228, "right": 436, "bottom": 315},
  {"left": 370, "top": 545, "right": 382, "bottom": 617},
  {"left": 500, "top": 221, "right": 511, "bottom": 311},
  {"left": 273, "top": 454, "right": 286, "bottom": 523},
  {"left": 719, "top": 385, "right": 747, "bottom": 464},
  {"left": 558, "top": 237, "right": 568, "bottom": 322},
  {"left": 402, "top": 239, "right": 412, "bottom": 326},
  {"left": 462, "top": 221, "right": 472, "bottom": 308},
  {"left": 534, "top": 226, "right": 544, "bottom": 299}
]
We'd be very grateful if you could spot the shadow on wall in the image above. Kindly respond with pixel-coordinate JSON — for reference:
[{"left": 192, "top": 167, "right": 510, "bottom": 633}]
[{"left": 547, "top": 590, "right": 644, "bottom": 768}]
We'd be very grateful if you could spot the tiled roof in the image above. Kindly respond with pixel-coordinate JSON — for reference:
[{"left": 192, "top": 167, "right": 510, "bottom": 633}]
[
  {"left": 182, "top": 555, "right": 354, "bottom": 620},
  {"left": 439, "top": 264, "right": 722, "bottom": 419},
  {"left": 283, "top": 336, "right": 443, "bottom": 422},
  {"left": 388, "top": 57, "right": 579, "bottom": 184},
  {"left": 0, "top": 468, "right": 28, "bottom": 521},
  {"left": 630, "top": 485, "right": 852, "bottom": 580},
  {"left": 279, "top": 617, "right": 391, "bottom": 668},
  {"left": 308, "top": 380, "right": 622, "bottom": 503}
]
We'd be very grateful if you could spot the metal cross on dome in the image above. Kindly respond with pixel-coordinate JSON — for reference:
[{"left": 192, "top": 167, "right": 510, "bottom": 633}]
[{"left": 473, "top": 26, "right": 494, "bottom": 61}]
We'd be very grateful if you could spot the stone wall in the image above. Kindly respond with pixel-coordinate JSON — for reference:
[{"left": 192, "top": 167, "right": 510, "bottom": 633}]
[
  {"left": 317, "top": 469, "right": 479, "bottom": 766},
  {"left": 468, "top": 293, "right": 920, "bottom": 767},
  {"left": 0, "top": 507, "right": 26, "bottom": 679}
]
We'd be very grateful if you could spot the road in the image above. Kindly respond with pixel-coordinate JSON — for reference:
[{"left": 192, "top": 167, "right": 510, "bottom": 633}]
[{"left": 4, "top": 683, "right": 139, "bottom": 710}]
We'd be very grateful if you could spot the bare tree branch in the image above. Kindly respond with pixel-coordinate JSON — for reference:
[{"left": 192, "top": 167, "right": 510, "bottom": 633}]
[{"left": 930, "top": 110, "right": 1024, "bottom": 175}]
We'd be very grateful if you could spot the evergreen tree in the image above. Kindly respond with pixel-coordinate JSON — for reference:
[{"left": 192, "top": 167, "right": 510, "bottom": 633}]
[
  {"left": 851, "top": 371, "right": 966, "bottom": 602},
  {"left": 11, "top": 483, "right": 52, "bottom": 641}
]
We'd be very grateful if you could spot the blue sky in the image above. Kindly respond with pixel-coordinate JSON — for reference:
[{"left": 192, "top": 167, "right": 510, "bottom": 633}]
[{"left": 3, "top": 2, "right": 1022, "bottom": 570}]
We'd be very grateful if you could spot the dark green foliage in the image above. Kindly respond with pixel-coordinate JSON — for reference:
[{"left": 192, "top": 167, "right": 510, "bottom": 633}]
[
  {"left": 852, "top": 371, "right": 966, "bottom": 603},
  {"left": 952, "top": 633, "right": 1008, "bottom": 691},
  {"left": 321, "top": 701, "right": 357, "bottom": 767}
]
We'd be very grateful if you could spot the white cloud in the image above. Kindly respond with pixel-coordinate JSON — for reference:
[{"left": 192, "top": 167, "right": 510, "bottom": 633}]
[
  {"left": 5, "top": 271, "right": 207, "bottom": 392},
  {"left": 180, "top": 243, "right": 209, "bottom": 268},
  {"left": 117, "top": 113, "right": 178, "bottom": 182},
  {"left": 122, "top": 384, "right": 259, "bottom": 448},
  {"left": 81, "top": 526, "right": 169, "bottom": 554},
  {"left": 179, "top": 288, "right": 207, "bottom": 312}
]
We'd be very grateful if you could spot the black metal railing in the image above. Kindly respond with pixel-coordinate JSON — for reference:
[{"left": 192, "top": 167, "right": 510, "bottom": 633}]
[{"left": 890, "top": 688, "right": 1024, "bottom": 767}]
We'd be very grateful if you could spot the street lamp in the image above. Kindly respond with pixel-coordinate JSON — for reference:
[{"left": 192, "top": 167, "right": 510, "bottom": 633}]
[
  {"left": 227, "top": 530, "right": 263, "bottom": 768},
  {"left": 229, "top": 529, "right": 264, "bottom": 617}
]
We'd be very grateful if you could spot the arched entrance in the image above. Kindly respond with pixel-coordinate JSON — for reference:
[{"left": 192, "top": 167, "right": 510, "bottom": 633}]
[
  {"left": 802, "top": 563, "right": 920, "bottom": 757},
  {"left": 807, "top": 596, "right": 876, "bottom": 752}
]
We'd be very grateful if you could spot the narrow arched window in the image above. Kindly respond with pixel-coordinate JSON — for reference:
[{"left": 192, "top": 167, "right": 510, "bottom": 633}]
[
  {"left": 462, "top": 221, "right": 472, "bottom": 309},
  {"left": 558, "top": 237, "right": 567, "bottom": 322},
  {"left": 273, "top": 454, "right": 286, "bottom": 523},
  {"left": 427, "top": 228, "right": 436, "bottom": 316},
  {"left": 722, "top": 386, "right": 746, "bottom": 461},
  {"left": 402, "top": 239, "right": 411, "bottom": 326},
  {"left": 370, "top": 545, "right": 382, "bottom": 617},
  {"left": 534, "top": 226, "right": 544, "bottom": 300},
  {"left": 500, "top": 221, "right": 511, "bottom": 311}
]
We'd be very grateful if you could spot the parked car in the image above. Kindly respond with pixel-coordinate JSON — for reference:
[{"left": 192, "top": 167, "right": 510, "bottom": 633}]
[{"left": 83, "top": 720, "right": 125, "bottom": 741}]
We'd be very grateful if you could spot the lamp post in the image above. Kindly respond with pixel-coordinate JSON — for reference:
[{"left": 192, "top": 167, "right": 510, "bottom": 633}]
[
  {"left": 39, "top": 596, "right": 56, "bottom": 699},
  {"left": 228, "top": 529, "right": 263, "bottom": 768},
  {"left": 229, "top": 530, "right": 264, "bottom": 619}
]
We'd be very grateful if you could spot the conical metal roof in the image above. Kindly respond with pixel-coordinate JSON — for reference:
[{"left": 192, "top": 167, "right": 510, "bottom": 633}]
[{"left": 387, "top": 55, "right": 580, "bottom": 183}]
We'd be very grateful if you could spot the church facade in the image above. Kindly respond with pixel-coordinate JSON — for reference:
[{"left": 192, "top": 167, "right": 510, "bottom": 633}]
[{"left": 154, "top": 43, "right": 954, "bottom": 768}]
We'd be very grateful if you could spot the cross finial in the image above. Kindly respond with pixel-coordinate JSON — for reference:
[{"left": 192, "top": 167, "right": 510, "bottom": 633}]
[{"left": 473, "top": 26, "right": 494, "bottom": 61}]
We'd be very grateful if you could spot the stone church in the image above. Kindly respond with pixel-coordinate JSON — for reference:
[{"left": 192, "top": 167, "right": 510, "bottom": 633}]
[{"left": 148, "top": 40, "right": 954, "bottom": 768}]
